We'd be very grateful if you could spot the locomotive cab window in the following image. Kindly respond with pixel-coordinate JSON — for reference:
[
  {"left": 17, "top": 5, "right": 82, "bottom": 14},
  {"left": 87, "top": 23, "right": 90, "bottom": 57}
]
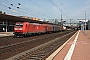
[{"left": 16, "top": 23, "right": 23, "bottom": 27}]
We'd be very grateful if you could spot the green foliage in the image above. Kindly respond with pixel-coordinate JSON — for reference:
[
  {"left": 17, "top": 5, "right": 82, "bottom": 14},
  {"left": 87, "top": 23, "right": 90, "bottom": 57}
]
[
  {"left": 0, "top": 11, "right": 6, "bottom": 14},
  {"left": 3, "top": 12, "right": 6, "bottom": 14},
  {"left": 0, "top": 11, "right": 2, "bottom": 14}
]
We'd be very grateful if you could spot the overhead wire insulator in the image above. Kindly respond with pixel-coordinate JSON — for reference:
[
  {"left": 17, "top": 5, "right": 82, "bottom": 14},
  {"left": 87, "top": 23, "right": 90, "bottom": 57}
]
[
  {"left": 11, "top": 4, "right": 13, "bottom": 6},
  {"left": 18, "top": 3, "right": 21, "bottom": 5},
  {"left": 17, "top": 7, "right": 19, "bottom": 9},
  {"left": 8, "top": 7, "right": 11, "bottom": 9}
]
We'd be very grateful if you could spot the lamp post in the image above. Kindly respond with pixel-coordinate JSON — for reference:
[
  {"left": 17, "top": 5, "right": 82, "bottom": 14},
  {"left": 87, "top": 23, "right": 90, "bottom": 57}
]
[{"left": 84, "top": 11, "right": 86, "bottom": 35}]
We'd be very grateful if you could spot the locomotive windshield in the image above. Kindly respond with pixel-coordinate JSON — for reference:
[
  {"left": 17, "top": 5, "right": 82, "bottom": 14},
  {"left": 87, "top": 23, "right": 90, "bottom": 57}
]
[{"left": 16, "top": 23, "right": 23, "bottom": 27}]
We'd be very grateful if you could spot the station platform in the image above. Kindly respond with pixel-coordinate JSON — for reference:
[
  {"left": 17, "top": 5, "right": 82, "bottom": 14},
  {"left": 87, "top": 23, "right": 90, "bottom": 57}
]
[
  {"left": 0, "top": 32, "right": 13, "bottom": 37},
  {"left": 46, "top": 30, "right": 90, "bottom": 60}
]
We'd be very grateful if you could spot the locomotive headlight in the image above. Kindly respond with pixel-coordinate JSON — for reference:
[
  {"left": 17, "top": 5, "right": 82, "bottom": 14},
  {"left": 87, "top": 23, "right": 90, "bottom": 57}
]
[
  {"left": 19, "top": 28, "right": 22, "bottom": 30},
  {"left": 14, "top": 28, "right": 18, "bottom": 30},
  {"left": 14, "top": 28, "right": 22, "bottom": 30}
]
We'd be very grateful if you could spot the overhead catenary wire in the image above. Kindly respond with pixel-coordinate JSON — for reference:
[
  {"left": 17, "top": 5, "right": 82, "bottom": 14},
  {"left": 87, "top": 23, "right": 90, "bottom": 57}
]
[
  {"left": 48, "top": 0, "right": 71, "bottom": 19},
  {"left": 58, "top": 0, "right": 72, "bottom": 18},
  {"left": 0, "top": 3, "right": 24, "bottom": 16},
  {"left": 0, "top": 0, "right": 71, "bottom": 21},
  {"left": 1, "top": 0, "right": 39, "bottom": 17},
  {"left": 0, "top": 1, "right": 39, "bottom": 18},
  {"left": 1, "top": 0, "right": 54, "bottom": 19},
  {"left": 7, "top": 0, "right": 52, "bottom": 19},
  {"left": 8, "top": 0, "right": 56, "bottom": 19},
  {"left": 28, "top": 0, "right": 59, "bottom": 19}
]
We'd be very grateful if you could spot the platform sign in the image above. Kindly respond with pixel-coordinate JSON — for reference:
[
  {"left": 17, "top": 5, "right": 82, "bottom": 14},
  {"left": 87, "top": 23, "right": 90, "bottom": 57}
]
[{"left": 79, "top": 21, "right": 84, "bottom": 24}]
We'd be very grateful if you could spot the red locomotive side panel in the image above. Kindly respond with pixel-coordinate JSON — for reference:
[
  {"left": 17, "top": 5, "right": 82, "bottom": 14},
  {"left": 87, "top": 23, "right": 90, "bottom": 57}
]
[
  {"left": 38, "top": 24, "right": 46, "bottom": 32},
  {"left": 26, "top": 23, "right": 35, "bottom": 33},
  {"left": 26, "top": 23, "right": 46, "bottom": 33},
  {"left": 22, "top": 22, "right": 29, "bottom": 34}
]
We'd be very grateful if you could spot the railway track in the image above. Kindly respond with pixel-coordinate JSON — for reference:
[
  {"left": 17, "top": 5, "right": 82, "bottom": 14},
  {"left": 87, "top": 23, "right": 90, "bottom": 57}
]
[
  {"left": 0, "top": 33, "right": 54, "bottom": 47},
  {"left": 7, "top": 31, "right": 76, "bottom": 60},
  {"left": 0, "top": 31, "right": 67, "bottom": 47},
  {"left": 0, "top": 31, "right": 69, "bottom": 48},
  {"left": 0, "top": 31, "right": 76, "bottom": 60}
]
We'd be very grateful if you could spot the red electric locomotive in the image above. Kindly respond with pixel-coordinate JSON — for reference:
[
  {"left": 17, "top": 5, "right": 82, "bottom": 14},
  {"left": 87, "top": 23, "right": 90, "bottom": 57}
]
[
  {"left": 13, "top": 22, "right": 62, "bottom": 37},
  {"left": 13, "top": 22, "right": 46, "bottom": 37}
]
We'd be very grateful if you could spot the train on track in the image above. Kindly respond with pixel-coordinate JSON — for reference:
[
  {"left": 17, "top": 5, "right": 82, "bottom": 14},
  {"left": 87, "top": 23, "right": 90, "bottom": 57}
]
[{"left": 13, "top": 22, "right": 66, "bottom": 37}]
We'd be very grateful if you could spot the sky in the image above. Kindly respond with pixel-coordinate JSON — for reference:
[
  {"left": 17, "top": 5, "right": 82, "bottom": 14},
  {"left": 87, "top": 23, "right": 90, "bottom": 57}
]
[{"left": 0, "top": 0, "right": 90, "bottom": 23}]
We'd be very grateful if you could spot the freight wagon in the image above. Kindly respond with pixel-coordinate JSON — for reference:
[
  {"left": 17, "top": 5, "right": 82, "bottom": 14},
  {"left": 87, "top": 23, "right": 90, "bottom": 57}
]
[{"left": 53, "top": 25, "right": 61, "bottom": 32}]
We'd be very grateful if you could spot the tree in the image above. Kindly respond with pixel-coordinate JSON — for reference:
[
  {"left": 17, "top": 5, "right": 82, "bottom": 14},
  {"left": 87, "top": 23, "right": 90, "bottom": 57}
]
[
  {"left": 0, "top": 11, "right": 2, "bottom": 14},
  {"left": 3, "top": 12, "right": 6, "bottom": 14}
]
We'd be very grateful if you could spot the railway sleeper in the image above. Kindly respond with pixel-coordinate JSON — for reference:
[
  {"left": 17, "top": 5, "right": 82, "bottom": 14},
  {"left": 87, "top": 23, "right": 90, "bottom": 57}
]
[{"left": 27, "top": 53, "right": 46, "bottom": 59}]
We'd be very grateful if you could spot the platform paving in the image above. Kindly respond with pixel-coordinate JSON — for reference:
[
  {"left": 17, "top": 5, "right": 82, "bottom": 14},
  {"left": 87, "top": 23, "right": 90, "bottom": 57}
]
[
  {"left": 46, "top": 30, "right": 90, "bottom": 60},
  {"left": 0, "top": 32, "right": 13, "bottom": 37}
]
